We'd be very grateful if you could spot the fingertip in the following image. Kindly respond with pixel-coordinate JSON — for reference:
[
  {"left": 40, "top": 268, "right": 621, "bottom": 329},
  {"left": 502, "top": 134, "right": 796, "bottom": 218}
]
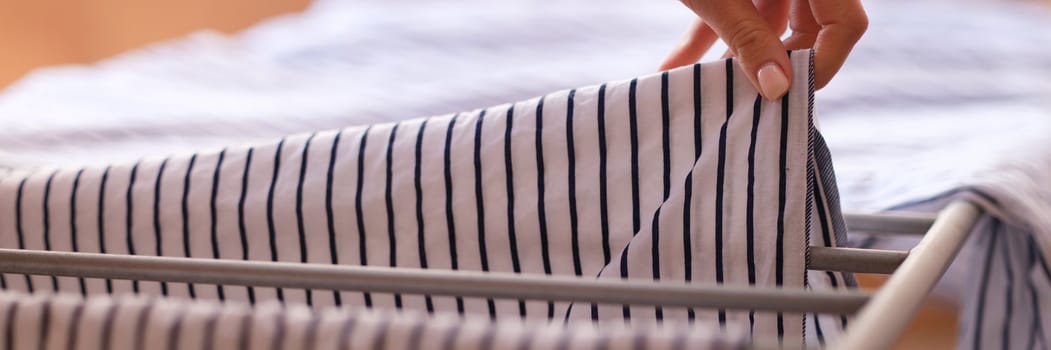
[
  {"left": 718, "top": 25, "right": 794, "bottom": 98},
  {"left": 813, "top": 71, "right": 832, "bottom": 90},
  {"left": 805, "top": 0, "right": 868, "bottom": 90},
  {"left": 660, "top": 20, "right": 719, "bottom": 72},
  {"left": 757, "top": 63, "right": 789, "bottom": 100},
  {"left": 741, "top": 51, "right": 794, "bottom": 100},
  {"left": 659, "top": 50, "right": 690, "bottom": 72}
]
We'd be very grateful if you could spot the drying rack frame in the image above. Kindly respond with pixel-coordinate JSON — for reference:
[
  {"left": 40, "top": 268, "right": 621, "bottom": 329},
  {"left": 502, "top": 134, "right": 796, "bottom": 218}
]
[{"left": 0, "top": 200, "right": 981, "bottom": 350}]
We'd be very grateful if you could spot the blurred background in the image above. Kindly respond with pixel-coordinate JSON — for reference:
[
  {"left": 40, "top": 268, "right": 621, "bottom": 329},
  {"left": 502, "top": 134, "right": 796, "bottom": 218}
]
[
  {"left": 0, "top": 0, "right": 311, "bottom": 88},
  {"left": 2, "top": 0, "right": 1049, "bottom": 348}
]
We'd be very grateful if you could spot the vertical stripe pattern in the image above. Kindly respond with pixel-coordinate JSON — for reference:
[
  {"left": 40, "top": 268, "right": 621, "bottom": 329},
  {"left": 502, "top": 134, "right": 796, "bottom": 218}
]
[
  {"left": 0, "top": 51, "right": 831, "bottom": 345},
  {"left": 0, "top": 290, "right": 742, "bottom": 350}
]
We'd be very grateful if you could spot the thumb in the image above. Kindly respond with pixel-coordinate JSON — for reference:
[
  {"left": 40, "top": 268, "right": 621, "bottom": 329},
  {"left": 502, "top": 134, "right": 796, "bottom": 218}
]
[{"left": 684, "top": 0, "right": 793, "bottom": 100}]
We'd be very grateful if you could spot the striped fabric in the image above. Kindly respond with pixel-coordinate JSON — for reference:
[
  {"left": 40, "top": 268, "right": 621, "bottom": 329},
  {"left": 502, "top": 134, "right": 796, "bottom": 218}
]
[
  {"left": 961, "top": 218, "right": 1051, "bottom": 350},
  {"left": 858, "top": 185, "right": 1051, "bottom": 350},
  {"left": 0, "top": 50, "right": 851, "bottom": 347},
  {"left": 872, "top": 172, "right": 1051, "bottom": 349},
  {"left": 0, "top": 290, "right": 746, "bottom": 350}
]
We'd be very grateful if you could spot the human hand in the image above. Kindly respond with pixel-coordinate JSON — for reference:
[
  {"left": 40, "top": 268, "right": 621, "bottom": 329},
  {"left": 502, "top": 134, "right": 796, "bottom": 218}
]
[{"left": 659, "top": 0, "right": 867, "bottom": 100}]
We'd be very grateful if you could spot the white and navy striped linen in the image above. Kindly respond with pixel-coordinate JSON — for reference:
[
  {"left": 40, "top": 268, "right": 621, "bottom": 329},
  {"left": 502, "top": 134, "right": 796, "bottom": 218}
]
[
  {"left": 864, "top": 165, "right": 1051, "bottom": 349},
  {"left": 960, "top": 217, "right": 1051, "bottom": 350},
  {"left": 0, "top": 290, "right": 746, "bottom": 350},
  {"left": 0, "top": 50, "right": 851, "bottom": 346},
  {"left": 853, "top": 186, "right": 1051, "bottom": 350}
]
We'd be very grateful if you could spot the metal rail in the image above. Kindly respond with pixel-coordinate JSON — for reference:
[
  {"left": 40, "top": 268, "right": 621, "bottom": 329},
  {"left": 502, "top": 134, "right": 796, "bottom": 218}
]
[
  {"left": 809, "top": 247, "right": 906, "bottom": 274},
  {"left": 832, "top": 201, "right": 982, "bottom": 350},
  {"left": 0, "top": 248, "right": 870, "bottom": 314},
  {"left": 0, "top": 205, "right": 976, "bottom": 349},
  {"left": 844, "top": 211, "right": 937, "bottom": 235}
]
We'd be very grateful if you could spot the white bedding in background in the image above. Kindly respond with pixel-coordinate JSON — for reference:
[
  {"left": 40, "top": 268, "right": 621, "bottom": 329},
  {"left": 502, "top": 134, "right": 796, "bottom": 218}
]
[{"left": 0, "top": 0, "right": 698, "bottom": 167}]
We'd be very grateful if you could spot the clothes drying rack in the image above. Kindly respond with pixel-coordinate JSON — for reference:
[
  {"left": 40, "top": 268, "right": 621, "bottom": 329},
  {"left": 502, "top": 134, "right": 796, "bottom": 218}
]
[{"left": 0, "top": 200, "right": 981, "bottom": 350}]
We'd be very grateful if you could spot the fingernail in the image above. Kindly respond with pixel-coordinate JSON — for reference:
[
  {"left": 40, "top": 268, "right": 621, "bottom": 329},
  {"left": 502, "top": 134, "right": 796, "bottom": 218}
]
[{"left": 757, "top": 63, "right": 789, "bottom": 100}]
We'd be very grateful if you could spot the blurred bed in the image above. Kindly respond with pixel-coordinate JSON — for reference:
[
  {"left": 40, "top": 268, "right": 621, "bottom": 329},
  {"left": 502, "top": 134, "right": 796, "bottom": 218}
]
[{"left": 1, "top": 0, "right": 1048, "bottom": 171}]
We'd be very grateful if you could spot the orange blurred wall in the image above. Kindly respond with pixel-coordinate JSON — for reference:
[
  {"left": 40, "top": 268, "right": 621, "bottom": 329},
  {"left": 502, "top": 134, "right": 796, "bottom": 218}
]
[{"left": 0, "top": 0, "right": 311, "bottom": 88}]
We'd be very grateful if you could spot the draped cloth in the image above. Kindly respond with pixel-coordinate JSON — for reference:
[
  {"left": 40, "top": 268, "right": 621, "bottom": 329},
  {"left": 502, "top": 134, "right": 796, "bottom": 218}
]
[
  {"left": 0, "top": 50, "right": 852, "bottom": 347},
  {"left": 0, "top": 290, "right": 747, "bottom": 350}
]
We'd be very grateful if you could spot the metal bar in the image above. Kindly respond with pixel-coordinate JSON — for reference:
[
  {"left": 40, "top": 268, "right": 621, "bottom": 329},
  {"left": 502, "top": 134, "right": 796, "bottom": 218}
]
[
  {"left": 809, "top": 247, "right": 907, "bottom": 274},
  {"left": 0, "top": 248, "right": 871, "bottom": 314},
  {"left": 843, "top": 212, "right": 937, "bottom": 235},
  {"left": 832, "top": 201, "right": 982, "bottom": 350}
]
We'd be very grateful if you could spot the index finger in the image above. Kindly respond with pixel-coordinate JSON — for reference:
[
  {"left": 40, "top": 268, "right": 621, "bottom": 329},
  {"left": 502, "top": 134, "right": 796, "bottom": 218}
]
[
  {"left": 807, "top": 0, "right": 868, "bottom": 89},
  {"left": 685, "top": 0, "right": 793, "bottom": 99}
]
